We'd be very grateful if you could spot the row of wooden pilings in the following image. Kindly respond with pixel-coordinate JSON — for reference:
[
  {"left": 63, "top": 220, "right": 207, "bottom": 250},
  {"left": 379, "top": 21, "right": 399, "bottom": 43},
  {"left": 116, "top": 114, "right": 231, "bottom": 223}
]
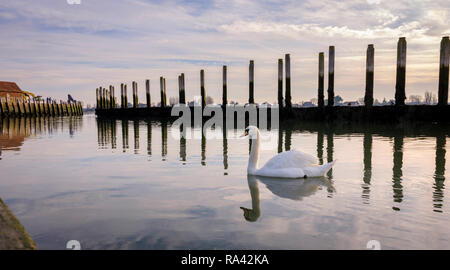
[
  {"left": 0, "top": 97, "right": 83, "bottom": 117},
  {"left": 96, "top": 36, "right": 450, "bottom": 111}
]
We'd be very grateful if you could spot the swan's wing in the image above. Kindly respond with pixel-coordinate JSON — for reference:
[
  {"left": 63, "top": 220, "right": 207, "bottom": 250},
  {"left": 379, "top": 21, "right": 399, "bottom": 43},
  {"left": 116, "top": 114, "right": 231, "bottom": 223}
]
[{"left": 262, "top": 150, "right": 318, "bottom": 169}]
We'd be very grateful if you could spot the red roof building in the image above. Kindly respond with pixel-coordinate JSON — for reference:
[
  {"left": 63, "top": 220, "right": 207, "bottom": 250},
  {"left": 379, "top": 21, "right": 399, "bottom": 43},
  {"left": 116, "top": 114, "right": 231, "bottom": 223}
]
[{"left": 0, "top": 81, "right": 25, "bottom": 99}]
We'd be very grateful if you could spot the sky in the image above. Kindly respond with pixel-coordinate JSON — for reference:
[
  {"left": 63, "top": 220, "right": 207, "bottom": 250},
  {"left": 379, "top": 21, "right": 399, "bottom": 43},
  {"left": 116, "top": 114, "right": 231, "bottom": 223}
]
[{"left": 0, "top": 0, "right": 449, "bottom": 106}]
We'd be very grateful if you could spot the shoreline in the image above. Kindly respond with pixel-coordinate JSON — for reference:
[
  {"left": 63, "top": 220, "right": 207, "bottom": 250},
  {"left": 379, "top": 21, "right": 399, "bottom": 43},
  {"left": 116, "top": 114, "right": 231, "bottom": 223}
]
[{"left": 0, "top": 198, "right": 36, "bottom": 250}]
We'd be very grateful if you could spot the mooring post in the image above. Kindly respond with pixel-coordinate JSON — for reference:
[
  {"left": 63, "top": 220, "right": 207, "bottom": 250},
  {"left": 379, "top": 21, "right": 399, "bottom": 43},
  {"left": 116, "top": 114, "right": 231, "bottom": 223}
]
[
  {"left": 328, "top": 46, "right": 335, "bottom": 107},
  {"left": 160, "top": 77, "right": 165, "bottom": 108},
  {"left": 163, "top": 78, "right": 167, "bottom": 107},
  {"left": 249, "top": 60, "right": 254, "bottom": 104},
  {"left": 101, "top": 87, "right": 105, "bottom": 109},
  {"left": 100, "top": 87, "right": 104, "bottom": 109},
  {"left": 438, "top": 36, "right": 449, "bottom": 106},
  {"left": 178, "top": 75, "right": 182, "bottom": 104},
  {"left": 124, "top": 84, "right": 128, "bottom": 108},
  {"left": 96, "top": 88, "right": 99, "bottom": 109},
  {"left": 109, "top": 85, "right": 114, "bottom": 109},
  {"left": 112, "top": 86, "right": 116, "bottom": 108},
  {"left": 395, "top": 37, "right": 407, "bottom": 106},
  {"left": 364, "top": 44, "right": 375, "bottom": 108},
  {"left": 120, "top": 84, "right": 123, "bottom": 108},
  {"left": 278, "top": 59, "right": 283, "bottom": 109},
  {"left": 132, "top": 81, "right": 138, "bottom": 108},
  {"left": 285, "top": 54, "right": 291, "bottom": 109},
  {"left": 99, "top": 87, "right": 103, "bottom": 109},
  {"left": 318, "top": 53, "right": 325, "bottom": 108},
  {"left": 105, "top": 88, "right": 110, "bottom": 109},
  {"left": 181, "top": 73, "right": 186, "bottom": 104},
  {"left": 200, "top": 69, "right": 206, "bottom": 109},
  {"left": 146, "top": 79, "right": 151, "bottom": 108},
  {"left": 222, "top": 66, "right": 227, "bottom": 106}
]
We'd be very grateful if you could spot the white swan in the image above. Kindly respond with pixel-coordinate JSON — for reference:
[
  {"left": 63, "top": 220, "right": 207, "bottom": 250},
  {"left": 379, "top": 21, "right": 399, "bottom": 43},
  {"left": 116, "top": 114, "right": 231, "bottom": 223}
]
[{"left": 242, "top": 126, "right": 336, "bottom": 178}]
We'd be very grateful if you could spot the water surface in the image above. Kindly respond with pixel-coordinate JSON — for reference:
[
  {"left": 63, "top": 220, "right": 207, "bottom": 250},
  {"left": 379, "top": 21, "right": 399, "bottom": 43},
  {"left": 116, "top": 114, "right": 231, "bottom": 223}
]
[{"left": 0, "top": 115, "right": 449, "bottom": 249}]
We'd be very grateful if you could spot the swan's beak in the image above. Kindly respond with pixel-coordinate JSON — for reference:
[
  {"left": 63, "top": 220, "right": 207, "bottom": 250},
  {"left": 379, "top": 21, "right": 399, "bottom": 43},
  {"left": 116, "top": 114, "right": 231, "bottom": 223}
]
[{"left": 240, "top": 130, "right": 249, "bottom": 137}]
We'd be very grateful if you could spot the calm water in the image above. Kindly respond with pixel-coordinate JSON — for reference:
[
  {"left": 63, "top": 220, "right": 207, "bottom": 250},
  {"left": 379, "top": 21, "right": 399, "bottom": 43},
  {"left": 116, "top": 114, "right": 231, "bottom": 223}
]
[{"left": 0, "top": 115, "right": 449, "bottom": 250}]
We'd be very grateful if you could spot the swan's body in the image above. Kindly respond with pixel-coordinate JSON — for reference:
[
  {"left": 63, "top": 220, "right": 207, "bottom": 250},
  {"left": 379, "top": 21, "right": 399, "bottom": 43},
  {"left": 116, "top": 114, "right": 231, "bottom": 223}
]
[{"left": 245, "top": 126, "right": 336, "bottom": 178}]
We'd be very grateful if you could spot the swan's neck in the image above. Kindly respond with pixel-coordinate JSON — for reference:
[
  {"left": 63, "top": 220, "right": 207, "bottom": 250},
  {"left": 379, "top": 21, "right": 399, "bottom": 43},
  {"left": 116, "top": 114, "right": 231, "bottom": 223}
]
[{"left": 248, "top": 130, "right": 260, "bottom": 174}]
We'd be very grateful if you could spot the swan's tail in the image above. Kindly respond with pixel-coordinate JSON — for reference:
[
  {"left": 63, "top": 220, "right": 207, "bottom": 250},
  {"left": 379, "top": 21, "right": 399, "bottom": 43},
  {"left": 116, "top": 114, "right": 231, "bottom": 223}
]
[
  {"left": 321, "top": 160, "right": 336, "bottom": 176},
  {"left": 304, "top": 160, "right": 337, "bottom": 177}
]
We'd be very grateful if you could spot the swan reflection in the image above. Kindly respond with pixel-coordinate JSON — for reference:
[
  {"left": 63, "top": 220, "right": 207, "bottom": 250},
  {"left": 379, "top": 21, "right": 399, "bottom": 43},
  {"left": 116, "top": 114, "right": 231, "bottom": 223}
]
[{"left": 241, "top": 175, "right": 335, "bottom": 222}]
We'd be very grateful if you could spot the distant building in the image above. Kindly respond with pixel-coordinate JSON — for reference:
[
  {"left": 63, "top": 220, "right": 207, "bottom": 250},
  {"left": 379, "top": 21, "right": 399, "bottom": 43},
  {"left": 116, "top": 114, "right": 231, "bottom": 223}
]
[
  {"left": 301, "top": 102, "right": 316, "bottom": 108},
  {"left": 344, "top": 101, "right": 361, "bottom": 107},
  {"left": 0, "top": 81, "right": 25, "bottom": 99}
]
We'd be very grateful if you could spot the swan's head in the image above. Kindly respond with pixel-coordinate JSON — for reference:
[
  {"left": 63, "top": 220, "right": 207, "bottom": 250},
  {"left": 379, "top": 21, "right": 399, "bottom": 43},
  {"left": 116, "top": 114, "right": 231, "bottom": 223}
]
[
  {"left": 240, "top": 207, "right": 260, "bottom": 222},
  {"left": 241, "top": 126, "right": 259, "bottom": 139}
]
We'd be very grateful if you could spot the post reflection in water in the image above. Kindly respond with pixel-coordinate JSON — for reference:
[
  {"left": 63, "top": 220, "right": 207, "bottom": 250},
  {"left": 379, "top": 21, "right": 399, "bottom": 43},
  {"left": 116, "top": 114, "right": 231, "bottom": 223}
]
[
  {"left": 241, "top": 175, "right": 335, "bottom": 222},
  {"left": 161, "top": 121, "right": 168, "bottom": 161},
  {"left": 180, "top": 135, "right": 186, "bottom": 163},
  {"left": 94, "top": 119, "right": 449, "bottom": 215},
  {"left": 201, "top": 133, "right": 206, "bottom": 166},
  {"left": 277, "top": 128, "right": 283, "bottom": 153},
  {"left": 285, "top": 128, "right": 292, "bottom": 151},
  {"left": 222, "top": 127, "right": 228, "bottom": 173},
  {"left": 325, "top": 129, "right": 334, "bottom": 199},
  {"left": 392, "top": 135, "right": 404, "bottom": 211},
  {"left": 147, "top": 121, "right": 152, "bottom": 156},
  {"left": 121, "top": 120, "right": 129, "bottom": 152},
  {"left": 1, "top": 116, "right": 83, "bottom": 158},
  {"left": 362, "top": 132, "right": 373, "bottom": 204},
  {"left": 134, "top": 120, "right": 139, "bottom": 154},
  {"left": 433, "top": 134, "right": 446, "bottom": 212},
  {"left": 317, "top": 130, "right": 324, "bottom": 165}
]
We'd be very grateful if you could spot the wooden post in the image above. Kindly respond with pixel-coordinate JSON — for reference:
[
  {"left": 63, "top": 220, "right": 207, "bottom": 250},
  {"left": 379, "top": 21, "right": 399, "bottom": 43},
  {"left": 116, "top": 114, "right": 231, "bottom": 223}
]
[
  {"left": 249, "top": 60, "right": 254, "bottom": 104},
  {"left": 25, "top": 99, "right": 31, "bottom": 115},
  {"left": 18, "top": 99, "right": 25, "bottom": 115},
  {"left": 278, "top": 59, "right": 283, "bottom": 109},
  {"left": 124, "top": 84, "right": 128, "bottom": 108},
  {"left": 105, "top": 88, "right": 110, "bottom": 109},
  {"left": 395, "top": 37, "right": 407, "bottom": 106},
  {"left": 99, "top": 88, "right": 103, "bottom": 109},
  {"left": 285, "top": 54, "right": 291, "bottom": 109},
  {"left": 33, "top": 99, "right": 38, "bottom": 116},
  {"left": 102, "top": 89, "right": 106, "bottom": 109},
  {"left": 53, "top": 101, "right": 58, "bottom": 116},
  {"left": 109, "top": 85, "right": 113, "bottom": 109},
  {"left": 318, "top": 52, "right": 325, "bottom": 108},
  {"left": 48, "top": 100, "right": 54, "bottom": 116},
  {"left": 146, "top": 79, "right": 151, "bottom": 108},
  {"left": 132, "top": 81, "right": 138, "bottom": 108},
  {"left": 178, "top": 75, "right": 182, "bottom": 104},
  {"left": 328, "top": 46, "right": 335, "bottom": 107},
  {"left": 364, "top": 44, "right": 375, "bottom": 108},
  {"left": 200, "top": 70, "right": 206, "bottom": 109},
  {"left": 0, "top": 97, "right": 7, "bottom": 116},
  {"left": 163, "top": 78, "right": 167, "bottom": 107},
  {"left": 222, "top": 66, "right": 227, "bottom": 106},
  {"left": 30, "top": 99, "right": 35, "bottom": 116},
  {"left": 160, "top": 77, "right": 165, "bottom": 108},
  {"left": 96, "top": 88, "right": 99, "bottom": 109},
  {"left": 43, "top": 99, "right": 48, "bottom": 115},
  {"left": 181, "top": 73, "right": 186, "bottom": 104},
  {"left": 121, "top": 84, "right": 126, "bottom": 108},
  {"left": 438, "top": 36, "right": 449, "bottom": 106}
]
